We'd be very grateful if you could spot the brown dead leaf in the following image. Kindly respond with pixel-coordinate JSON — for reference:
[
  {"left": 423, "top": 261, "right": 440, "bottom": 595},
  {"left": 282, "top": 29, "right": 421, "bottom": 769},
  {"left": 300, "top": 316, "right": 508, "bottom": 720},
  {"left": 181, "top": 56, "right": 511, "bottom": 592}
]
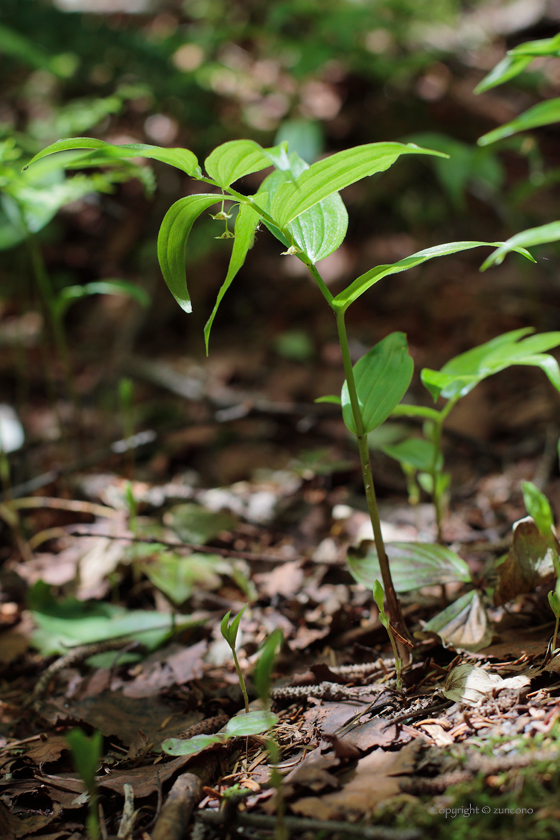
[
  {"left": 0, "top": 800, "right": 60, "bottom": 839},
  {"left": 290, "top": 742, "right": 420, "bottom": 819},
  {"left": 166, "top": 640, "right": 207, "bottom": 684},
  {"left": 22, "top": 735, "right": 69, "bottom": 765},
  {"left": 494, "top": 517, "right": 556, "bottom": 607},
  {"left": 283, "top": 749, "right": 340, "bottom": 797},
  {"left": 255, "top": 560, "right": 304, "bottom": 599}
]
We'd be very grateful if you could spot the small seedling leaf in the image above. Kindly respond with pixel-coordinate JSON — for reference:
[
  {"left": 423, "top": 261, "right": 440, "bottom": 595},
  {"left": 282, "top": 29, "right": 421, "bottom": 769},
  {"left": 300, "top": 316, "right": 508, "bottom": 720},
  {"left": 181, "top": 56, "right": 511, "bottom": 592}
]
[
  {"left": 390, "top": 403, "right": 441, "bottom": 421},
  {"left": 161, "top": 733, "right": 226, "bottom": 756},
  {"left": 479, "top": 98, "right": 560, "bottom": 146},
  {"left": 372, "top": 580, "right": 387, "bottom": 629},
  {"left": 333, "top": 241, "right": 534, "bottom": 311},
  {"left": 66, "top": 729, "right": 103, "bottom": 793},
  {"left": 204, "top": 201, "right": 262, "bottom": 352},
  {"left": 56, "top": 280, "right": 150, "bottom": 318},
  {"left": 347, "top": 541, "right": 472, "bottom": 591},
  {"left": 421, "top": 327, "right": 560, "bottom": 402},
  {"left": 341, "top": 332, "right": 413, "bottom": 435},
  {"left": 24, "top": 137, "right": 199, "bottom": 175},
  {"left": 382, "top": 438, "right": 442, "bottom": 472},
  {"left": 419, "top": 590, "right": 492, "bottom": 652},
  {"left": 480, "top": 221, "right": 560, "bottom": 270},
  {"left": 221, "top": 604, "right": 247, "bottom": 648},
  {"left": 254, "top": 629, "right": 284, "bottom": 704},
  {"left": 271, "top": 142, "right": 446, "bottom": 228},
  {"left": 314, "top": 395, "right": 342, "bottom": 405},
  {"left": 157, "top": 194, "right": 227, "bottom": 313},
  {"left": 224, "top": 710, "right": 278, "bottom": 737},
  {"left": 549, "top": 590, "right": 560, "bottom": 617},
  {"left": 522, "top": 480, "right": 554, "bottom": 538}
]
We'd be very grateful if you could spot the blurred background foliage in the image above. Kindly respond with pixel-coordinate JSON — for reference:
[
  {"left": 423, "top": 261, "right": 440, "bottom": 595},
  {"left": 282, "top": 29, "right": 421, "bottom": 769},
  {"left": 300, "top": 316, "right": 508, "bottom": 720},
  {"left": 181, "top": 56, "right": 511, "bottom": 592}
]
[{"left": 2, "top": 0, "right": 560, "bottom": 480}]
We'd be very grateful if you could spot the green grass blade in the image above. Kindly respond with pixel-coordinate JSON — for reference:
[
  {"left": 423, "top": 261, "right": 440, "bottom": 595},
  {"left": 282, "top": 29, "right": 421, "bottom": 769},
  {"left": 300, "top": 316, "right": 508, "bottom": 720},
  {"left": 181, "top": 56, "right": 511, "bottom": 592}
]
[{"left": 478, "top": 99, "right": 560, "bottom": 146}]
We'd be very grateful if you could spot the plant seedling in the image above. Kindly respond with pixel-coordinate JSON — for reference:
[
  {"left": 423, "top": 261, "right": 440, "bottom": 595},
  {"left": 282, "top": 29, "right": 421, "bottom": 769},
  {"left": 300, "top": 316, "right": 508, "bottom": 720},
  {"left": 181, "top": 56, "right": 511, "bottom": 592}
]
[
  {"left": 373, "top": 579, "right": 402, "bottom": 691},
  {"left": 221, "top": 604, "right": 249, "bottom": 713},
  {"left": 384, "top": 328, "right": 560, "bottom": 541},
  {"left": 27, "top": 135, "right": 536, "bottom": 653},
  {"left": 66, "top": 728, "right": 102, "bottom": 840}
]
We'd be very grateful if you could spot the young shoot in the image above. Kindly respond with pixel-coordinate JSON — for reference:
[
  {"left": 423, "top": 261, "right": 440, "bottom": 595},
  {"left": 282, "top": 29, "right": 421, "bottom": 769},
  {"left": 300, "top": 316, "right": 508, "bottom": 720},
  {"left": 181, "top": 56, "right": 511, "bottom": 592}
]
[
  {"left": 373, "top": 579, "right": 403, "bottom": 692},
  {"left": 66, "top": 728, "right": 102, "bottom": 840},
  {"left": 221, "top": 604, "right": 249, "bottom": 713}
]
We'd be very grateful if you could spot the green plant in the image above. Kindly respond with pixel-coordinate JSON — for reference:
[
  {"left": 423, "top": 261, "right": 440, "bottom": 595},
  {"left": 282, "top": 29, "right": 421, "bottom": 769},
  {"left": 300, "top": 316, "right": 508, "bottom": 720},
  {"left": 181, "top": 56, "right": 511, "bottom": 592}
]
[
  {"left": 475, "top": 33, "right": 560, "bottom": 266},
  {"left": 373, "top": 579, "right": 402, "bottom": 690},
  {"left": 27, "top": 135, "right": 535, "bottom": 657},
  {"left": 66, "top": 728, "right": 102, "bottom": 840},
  {"left": 221, "top": 605, "right": 250, "bottom": 713},
  {"left": 380, "top": 328, "right": 560, "bottom": 541}
]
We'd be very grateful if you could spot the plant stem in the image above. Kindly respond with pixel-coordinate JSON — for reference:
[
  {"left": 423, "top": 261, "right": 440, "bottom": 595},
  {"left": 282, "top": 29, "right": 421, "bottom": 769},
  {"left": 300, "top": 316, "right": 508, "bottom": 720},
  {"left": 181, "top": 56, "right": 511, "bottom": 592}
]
[
  {"left": 553, "top": 615, "right": 559, "bottom": 653},
  {"left": 429, "top": 398, "right": 457, "bottom": 543},
  {"left": 232, "top": 649, "right": 250, "bottom": 713},
  {"left": 334, "top": 306, "right": 410, "bottom": 659}
]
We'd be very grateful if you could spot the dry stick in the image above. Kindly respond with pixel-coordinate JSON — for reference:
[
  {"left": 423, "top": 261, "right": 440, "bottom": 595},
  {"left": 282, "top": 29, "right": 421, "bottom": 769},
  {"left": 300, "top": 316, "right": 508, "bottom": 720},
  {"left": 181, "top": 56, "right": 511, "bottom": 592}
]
[
  {"left": 151, "top": 752, "right": 221, "bottom": 840},
  {"left": 66, "top": 528, "right": 302, "bottom": 565}
]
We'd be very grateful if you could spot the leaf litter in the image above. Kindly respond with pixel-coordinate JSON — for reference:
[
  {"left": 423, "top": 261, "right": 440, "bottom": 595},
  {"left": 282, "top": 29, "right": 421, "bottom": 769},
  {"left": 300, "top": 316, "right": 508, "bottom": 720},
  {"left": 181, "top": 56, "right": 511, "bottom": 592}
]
[{"left": 4, "top": 397, "right": 560, "bottom": 839}]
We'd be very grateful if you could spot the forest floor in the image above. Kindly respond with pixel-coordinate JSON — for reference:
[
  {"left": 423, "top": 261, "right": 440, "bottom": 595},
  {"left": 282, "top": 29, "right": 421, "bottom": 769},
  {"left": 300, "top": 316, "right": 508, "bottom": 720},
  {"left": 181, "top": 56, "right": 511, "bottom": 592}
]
[{"left": 2, "top": 226, "right": 560, "bottom": 840}]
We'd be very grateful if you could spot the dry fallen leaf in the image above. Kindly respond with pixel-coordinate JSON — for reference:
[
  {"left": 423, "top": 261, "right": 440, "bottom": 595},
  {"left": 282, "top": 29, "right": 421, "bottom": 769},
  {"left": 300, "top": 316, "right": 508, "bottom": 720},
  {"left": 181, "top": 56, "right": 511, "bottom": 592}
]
[
  {"left": 291, "top": 741, "right": 420, "bottom": 819},
  {"left": 494, "top": 517, "right": 556, "bottom": 607},
  {"left": 443, "top": 663, "right": 530, "bottom": 706}
]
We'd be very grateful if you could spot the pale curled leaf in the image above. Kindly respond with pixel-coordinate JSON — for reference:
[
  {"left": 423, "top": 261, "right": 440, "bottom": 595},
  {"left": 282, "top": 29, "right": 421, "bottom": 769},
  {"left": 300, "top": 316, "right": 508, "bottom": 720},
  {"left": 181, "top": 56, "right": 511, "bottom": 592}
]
[
  {"left": 443, "top": 664, "right": 530, "bottom": 706},
  {"left": 419, "top": 590, "right": 492, "bottom": 652},
  {"left": 493, "top": 516, "right": 558, "bottom": 607},
  {"left": 341, "top": 332, "right": 413, "bottom": 435}
]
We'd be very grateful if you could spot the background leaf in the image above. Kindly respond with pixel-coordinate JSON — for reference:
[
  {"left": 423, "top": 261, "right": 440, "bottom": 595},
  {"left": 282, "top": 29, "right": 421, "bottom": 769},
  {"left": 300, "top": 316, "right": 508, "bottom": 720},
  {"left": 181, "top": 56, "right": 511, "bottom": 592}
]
[
  {"left": 478, "top": 99, "right": 560, "bottom": 146},
  {"left": 480, "top": 221, "right": 560, "bottom": 270},
  {"left": 25, "top": 136, "right": 199, "bottom": 175},
  {"left": 381, "top": 438, "right": 442, "bottom": 472},
  {"left": 347, "top": 541, "right": 472, "bottom": 591},
  {"left": 419, "top": 590, "right": 492, "bottom": 652}
]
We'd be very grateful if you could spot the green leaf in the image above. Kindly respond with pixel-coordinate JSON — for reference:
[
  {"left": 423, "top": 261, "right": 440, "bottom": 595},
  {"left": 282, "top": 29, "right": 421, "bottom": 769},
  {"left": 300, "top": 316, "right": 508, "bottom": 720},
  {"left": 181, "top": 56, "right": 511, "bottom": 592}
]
[
  {"left": 474, "top": 55, "right": 533, "bottom": 94},
  {"left": 549, "top": 590, "right": 560, "bottom": 617},
  {"left": 420, "top": 590, "right": 492, "bottom": 652},
  {"left": 55, "top": 279, "right": 150, "bottom": 318},
  {"left": 421, "top": 327, "right": 560, "bottom": 402},
  {"left": 372, "top": 579, "right": 388, "bottom": 629},
  {"left": 333, "top": 241, "right": 534, "bottom": 311},
  {"left": 522, "top": 481, "right": 554, "bottom": 538},
  {"left": 28, "top": 582, "right": 199, "bottom": 655},
  {"left": 382, "top": 438, "right": 442, "bottom": 472},
  {"left": 164, "top": 502, "right": 237, "bottom": 545},
  {"left": 157, "top": 194, "right": 226, "bottom": 313},
  {"left": 204, "top": 140, "right": 277, "bottom": 188},
  {"left": 271, "top": 142, "right": 447, "bottom": 228},
  {"left": 341, "top": 332, "right": 413, "bottom": 435},
  {"left": 475, "top": 34, "right": 560, "bottom": 94},
  {"left": 390, "top": 404, "right": 441, "bottom": 422},
  {"left": 314, "top": 395, "right": 342, "bottom": 405},
  {"left": 254, "top": 630, "right": 284, "bottom": 705},
  {"left": 221, "top": 604, "right": 247, "bottom": 648},
  {"left": 224, "top": 710, "right": 278, "bottom": 737},
  {"left": 161, "top": 733, "right": 226, "bottom": 757},
  {"left": 66, "top": 729, "right": 102, "bottom": 793},
  {"left": 204, "top": 202, "right": 261, "bottom": 352},
  {"left": 143, "top": 553, "right": 224, "bottom": 605},
  {"left": 480, "top": 221, "right": 560, "bottom": 270},
  {"left": 347, "top": 541, "right": 472, "bottom": 591},
  {"left": 258, "top": 153, "right": 348, "bottom": 263},
  {"left": 479, "top": 99, "right": 560, "bottom": 146},
  {"left": 25, "top": 137, "right": 199, "bottom": 176}
]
